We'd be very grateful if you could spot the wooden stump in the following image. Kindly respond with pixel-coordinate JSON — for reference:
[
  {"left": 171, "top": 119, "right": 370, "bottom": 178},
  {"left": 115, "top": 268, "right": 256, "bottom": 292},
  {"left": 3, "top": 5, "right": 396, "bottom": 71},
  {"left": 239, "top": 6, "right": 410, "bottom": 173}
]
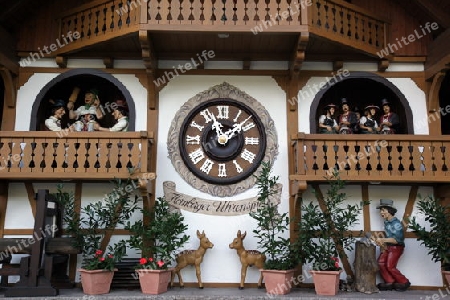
[{"left": 353, "top": 241, "right": 379, "bottom": 294}]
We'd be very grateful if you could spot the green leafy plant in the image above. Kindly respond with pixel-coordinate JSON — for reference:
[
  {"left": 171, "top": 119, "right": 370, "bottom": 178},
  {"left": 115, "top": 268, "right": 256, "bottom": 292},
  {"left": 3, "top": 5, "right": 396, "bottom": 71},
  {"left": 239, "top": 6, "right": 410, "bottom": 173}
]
[
  {"left": 408, "top": 195, "right": 450, "bottom": 271},
  {"left": 296, "top": 170, "right": 367, "bottom": 271},
  {"left": 126, "top": 197, "right": 190, "bottom": 269},
  {"left": 249, "top": 161, "right": 297, "bottom": 270},
  {"left": 55, "top": 178, "right": 141, "bottom": 271}
]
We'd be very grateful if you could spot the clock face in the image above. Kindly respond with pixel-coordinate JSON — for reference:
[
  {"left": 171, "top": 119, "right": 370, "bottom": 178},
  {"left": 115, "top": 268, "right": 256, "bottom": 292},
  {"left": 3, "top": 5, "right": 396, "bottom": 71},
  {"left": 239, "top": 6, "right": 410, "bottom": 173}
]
[{"left": 179, "top": 99, "right": 266, "bottom": 185}]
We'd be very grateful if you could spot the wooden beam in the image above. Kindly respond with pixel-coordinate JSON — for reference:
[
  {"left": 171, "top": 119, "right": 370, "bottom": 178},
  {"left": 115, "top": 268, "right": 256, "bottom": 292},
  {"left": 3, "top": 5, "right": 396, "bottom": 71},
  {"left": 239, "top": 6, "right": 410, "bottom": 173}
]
[
  {"left": 103, "top": 57, "right": 114, "bottom": 69},
  {"left": 25, "top": 182, "right": 36, "bottom": 219},
  {"left": 0, "top": 181, "right": 8, "bottom": 237},
  {"left": 401, "top": 185, "right": 419, "bottom": 230},
  {"left": 289, "top": 32, "right": 309, "bottom": 79},
  {"left": 378, "top": 59, "right": 389, "bottom": 72},
  {"left": 55, "top": 56, "right": 67, "bottom": 68},
  {"left": 0, "top": 67, "right": 16, "bottom": 108},
  {"left": 0, "top": 26, "right": 18, "bottom": 75},
  {"left": 410, "top": 0, "right": 450, "bottom": 29},
  {"left": 333, "top": 61, "right": 344, "bottom": 72}
]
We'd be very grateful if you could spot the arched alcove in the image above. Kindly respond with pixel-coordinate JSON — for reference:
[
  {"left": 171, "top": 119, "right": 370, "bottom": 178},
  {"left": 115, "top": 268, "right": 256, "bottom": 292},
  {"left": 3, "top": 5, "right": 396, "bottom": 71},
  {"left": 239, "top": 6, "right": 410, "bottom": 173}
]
[
  {"left": 30, "top": 69, "right": 136, "bottom": 131},
  {"left": 309, "top": 72, "right": 414, "bottom": 134},
  {"left": 439, "top": 71, "right": 450, "bottom": 135}
]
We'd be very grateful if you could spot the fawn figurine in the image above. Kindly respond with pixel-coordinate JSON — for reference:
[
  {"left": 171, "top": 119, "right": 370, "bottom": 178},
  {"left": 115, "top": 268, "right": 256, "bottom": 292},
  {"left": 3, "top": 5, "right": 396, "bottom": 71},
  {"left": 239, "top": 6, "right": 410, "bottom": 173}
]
[
  {"left": 229, "top": 230, "right": 266, "bottom": 289},
  {"left": 171, "top": 230, "right": 214, "bottom": 289}
]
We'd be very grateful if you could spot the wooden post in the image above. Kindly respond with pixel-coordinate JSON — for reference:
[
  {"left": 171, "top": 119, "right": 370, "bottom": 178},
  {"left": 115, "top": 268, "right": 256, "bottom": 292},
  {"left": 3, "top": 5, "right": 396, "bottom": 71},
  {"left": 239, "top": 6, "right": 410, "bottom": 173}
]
[{"left": 353, "top": 241, "right": 379, "bottom": 294}]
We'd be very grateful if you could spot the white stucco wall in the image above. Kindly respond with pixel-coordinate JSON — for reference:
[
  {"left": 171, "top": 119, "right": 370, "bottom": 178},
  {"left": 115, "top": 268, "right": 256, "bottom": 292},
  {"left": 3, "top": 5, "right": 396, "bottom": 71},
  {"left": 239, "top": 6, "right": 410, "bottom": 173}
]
[
  {"left": 6, "top": 60, "right": 443, "bottom": 287},
  {"left": 156, "top": 75, "right": 288, "bottom": 284}
]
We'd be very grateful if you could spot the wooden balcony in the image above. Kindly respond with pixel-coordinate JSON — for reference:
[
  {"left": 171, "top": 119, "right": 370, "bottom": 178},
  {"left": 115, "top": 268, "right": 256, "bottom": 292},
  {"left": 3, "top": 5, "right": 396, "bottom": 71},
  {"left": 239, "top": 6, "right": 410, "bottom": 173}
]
[
  {"left": 55, "top": 0, "right": 388, "bottom": 59},
  {"left": 0, "top": 131, "right": 152, "bottom": 181},
  {"left": 308, "top": 0, "right": 388, "bottom": 57},
  {"left": 290, "top": 133, "right": 450, "bottom": 187}
]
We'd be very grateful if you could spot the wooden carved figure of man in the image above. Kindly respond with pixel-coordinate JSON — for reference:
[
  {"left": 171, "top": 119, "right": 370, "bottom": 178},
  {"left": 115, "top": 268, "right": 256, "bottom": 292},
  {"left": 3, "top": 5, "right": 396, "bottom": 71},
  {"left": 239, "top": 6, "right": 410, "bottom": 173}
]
[
  {"left": 67, "top": 88, "right": 103, "bottom": 131},
  {"left": 374, "top": 199, "right": 411, "bottom": 291},
  {"left": 338, "top": 98, "right": 358, "bottom": 134},
  {"left": 318, "top": 103, "right": 339, "bottom": 134},
  {"left": 378, "top": 99, "right": 400, "bottom": 134},
  {"left": 360, "top": 104, "right": 380, "bottom": 134}
]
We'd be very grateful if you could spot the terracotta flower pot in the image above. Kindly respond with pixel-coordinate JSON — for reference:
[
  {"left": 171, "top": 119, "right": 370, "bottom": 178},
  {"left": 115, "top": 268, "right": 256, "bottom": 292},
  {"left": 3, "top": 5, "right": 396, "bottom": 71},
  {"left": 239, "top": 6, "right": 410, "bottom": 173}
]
[
  {"left": 78, "top": 268, "right": 117, "bottom": 295},
  {"left": 262, "top": 269, "right": 295, "bottom": 295},
  {"left": 443, "top": 270, "right": 450, "bottom": 286},
  {"left": 136, "top": 269, "right": 172, "bottom": 294},
  {"left": 309, "top": 270, "right": 342, "bottom": 296}
]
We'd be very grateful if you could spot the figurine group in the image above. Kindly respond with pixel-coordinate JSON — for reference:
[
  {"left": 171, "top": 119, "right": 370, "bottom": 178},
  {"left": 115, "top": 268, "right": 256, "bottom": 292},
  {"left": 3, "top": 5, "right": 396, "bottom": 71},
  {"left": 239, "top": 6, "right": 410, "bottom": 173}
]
[
  {"left": 319, "top": 98, "right": 400, "bottom": 134},
  {"left": 45, "top": 87, "right": 129, "bottom": 132}
]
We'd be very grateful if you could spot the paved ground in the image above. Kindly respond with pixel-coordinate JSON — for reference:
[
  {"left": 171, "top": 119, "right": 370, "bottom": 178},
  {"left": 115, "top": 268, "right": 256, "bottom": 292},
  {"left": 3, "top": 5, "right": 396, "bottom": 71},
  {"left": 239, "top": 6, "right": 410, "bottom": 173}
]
[{"left": 0, "top": 287, "right": 442, "bottom": 300}]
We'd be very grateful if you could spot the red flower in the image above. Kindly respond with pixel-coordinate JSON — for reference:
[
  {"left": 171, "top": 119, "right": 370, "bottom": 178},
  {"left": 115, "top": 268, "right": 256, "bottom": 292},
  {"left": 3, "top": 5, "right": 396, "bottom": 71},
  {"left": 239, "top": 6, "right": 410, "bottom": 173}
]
[
  {"left": 335, "top": 262, "right": 339, "bottom": 268},
  {"left": 157, "top": 260, "right": 165, "bottom": 268},
  {"left": 139, "top": 258, "right": 148, "bottom": 265},
  {"left": 95, "top": 249, "right": 103, "bottom": 256},
  {"left": 149, "top": 257, "right": 153, "bottom": 262},
  {"left": 100, "top": 257, "right": 105, "bottom": 262},
  {"left": 108, "top": 254, "right": 114, "bottom": 258}
]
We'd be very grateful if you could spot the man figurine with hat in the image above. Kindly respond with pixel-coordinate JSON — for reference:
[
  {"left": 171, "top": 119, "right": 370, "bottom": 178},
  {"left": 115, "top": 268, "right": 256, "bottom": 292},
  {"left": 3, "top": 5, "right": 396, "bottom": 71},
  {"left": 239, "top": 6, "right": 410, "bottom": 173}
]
[
  {"left": 318, "top": 103, "right": 339, "bottom": 134},
  {"left": 338, "top": 98, "right": 358, "bottom": 134},
  {"left": 94, "top": 100, "right": 129, "bottom": 132},
  {"left": 45, "top": 99, "right": 73, "bottom": 131},
  {"left": 378, "top": 99, "right": 400, "bottom": 134},
  {"left": 360, "top": 104, "right": 380, "bottom": 134},
  {"left": 67, "top": 88, "right": 104, "bottom": 131},
  {"left": 375, "top": 199, "right": 411, "bottom": 291}
]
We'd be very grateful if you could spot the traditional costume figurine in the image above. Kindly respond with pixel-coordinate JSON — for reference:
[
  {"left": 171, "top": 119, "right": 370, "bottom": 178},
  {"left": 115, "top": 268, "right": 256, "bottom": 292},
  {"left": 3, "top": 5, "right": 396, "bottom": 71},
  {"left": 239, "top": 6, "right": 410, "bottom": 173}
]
[
  {"left": 94, "top": 100, "right": 129, "bottom": 132},
  {"left": 318, "top": 103, "right": 339, "bottom": 134},
  {"left": 45, "top": 99, "right": 71, "bottom": 131},
  {"left": 360, "top": 104, "right": 380, "bottom": 134},
  {"left": 375, "top": 199, "right": 411, "bottom": 291},
  {"left": 338, "top": 98, "right": 358, "bottom": 134},
  {"left": 378, "top": 99, "right": 400, "bottom": 134},
  {"left": 67, "top": 88, "right": 103, "bottom": 131}
]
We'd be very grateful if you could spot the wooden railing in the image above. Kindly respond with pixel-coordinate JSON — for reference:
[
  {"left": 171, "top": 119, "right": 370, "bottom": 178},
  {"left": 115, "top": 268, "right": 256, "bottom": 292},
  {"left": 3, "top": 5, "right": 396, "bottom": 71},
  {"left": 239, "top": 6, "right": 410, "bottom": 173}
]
[
  {"left": 57, "top": 0, "right": 140, "bottom": 53},
  {"left": 0, "top": 131, "right": 152, "bottom": 180},
  {"left": 290, "top": 133, "right": 450, "bottom": 184},
  {"left": 309, "top": 0, "right": 388, "bottom": 56},
  {"left": 143, "top": 0, "right": 307, "bottom": 31}
]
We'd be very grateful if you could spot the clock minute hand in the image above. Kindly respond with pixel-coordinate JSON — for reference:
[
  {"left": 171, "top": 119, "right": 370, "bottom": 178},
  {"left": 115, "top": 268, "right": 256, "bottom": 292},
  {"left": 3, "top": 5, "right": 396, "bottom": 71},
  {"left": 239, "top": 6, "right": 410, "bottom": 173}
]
[{"left": 225, "top": 115, "right": 252, "bottom": 140}]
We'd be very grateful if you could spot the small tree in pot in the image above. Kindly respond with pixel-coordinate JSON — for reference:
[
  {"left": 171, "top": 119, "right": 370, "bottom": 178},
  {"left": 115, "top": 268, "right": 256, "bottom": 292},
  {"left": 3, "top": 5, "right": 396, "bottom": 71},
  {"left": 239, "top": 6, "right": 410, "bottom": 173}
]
[
  {"left": 249, "top": 161, "right": 297, "bottom": 295},
  {"left": 408, "top": 195, "right": 450, "bottom": 283}
]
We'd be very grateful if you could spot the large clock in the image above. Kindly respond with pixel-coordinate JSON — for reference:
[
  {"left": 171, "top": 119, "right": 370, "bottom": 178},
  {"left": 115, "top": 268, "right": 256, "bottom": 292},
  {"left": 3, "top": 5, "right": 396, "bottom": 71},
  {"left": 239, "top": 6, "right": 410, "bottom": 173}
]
[
  {"left": 167, "top": 82, "right": 278, "bottom": 197},
  {"left": 179, "top": 98, "right": 266, "bottom": 185}
]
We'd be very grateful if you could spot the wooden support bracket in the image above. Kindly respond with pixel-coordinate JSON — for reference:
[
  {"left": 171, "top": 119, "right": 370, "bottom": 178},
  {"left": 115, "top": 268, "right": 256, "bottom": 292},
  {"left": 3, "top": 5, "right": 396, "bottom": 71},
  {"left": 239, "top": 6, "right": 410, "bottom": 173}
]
[{"left": 55, "top": 56, "right": 67, "bottom": 68}]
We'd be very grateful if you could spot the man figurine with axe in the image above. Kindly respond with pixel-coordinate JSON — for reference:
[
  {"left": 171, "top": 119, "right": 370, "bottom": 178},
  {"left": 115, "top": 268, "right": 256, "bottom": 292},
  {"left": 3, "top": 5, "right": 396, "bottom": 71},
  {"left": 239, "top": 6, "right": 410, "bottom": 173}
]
[{"left": 374, "top": 199, "right": 411, "bottom": 291}]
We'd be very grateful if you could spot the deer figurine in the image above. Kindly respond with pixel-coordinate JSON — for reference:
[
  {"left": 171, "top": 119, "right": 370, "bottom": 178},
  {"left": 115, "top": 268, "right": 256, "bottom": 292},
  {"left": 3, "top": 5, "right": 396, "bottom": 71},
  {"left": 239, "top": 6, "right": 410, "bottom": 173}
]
[
  {"left": 229, "top": 230, "right": 266, "bottom": 289},
  {"left": 171, "top": 230, "right": 214, "bottom": 289}
]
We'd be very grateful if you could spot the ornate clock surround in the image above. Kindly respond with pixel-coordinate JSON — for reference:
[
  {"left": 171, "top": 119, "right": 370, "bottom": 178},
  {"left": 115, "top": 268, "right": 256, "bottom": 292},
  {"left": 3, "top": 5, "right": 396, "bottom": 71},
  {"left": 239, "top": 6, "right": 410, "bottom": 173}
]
[{"left": 167, "top": 82, "right": 278, "bottom": 197}]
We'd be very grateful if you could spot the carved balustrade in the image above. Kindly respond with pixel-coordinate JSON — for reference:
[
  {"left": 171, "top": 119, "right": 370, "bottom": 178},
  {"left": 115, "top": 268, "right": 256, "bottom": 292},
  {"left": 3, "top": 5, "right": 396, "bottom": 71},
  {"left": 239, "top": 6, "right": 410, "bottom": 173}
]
[
  {"left": 58, "top": 0, "right": 140, "bottom": 51},
  {"left": 291, "top": 133, "right": 450, "bottom": 184},
  {"left": 143, "top": 0, "right": 308, "bottom": 31},
  {"left": 309, "top": 0, "right": 388, "bottom": 56},
  {"left": 0, "top": 131, "right": 152, "bottom": 180}
]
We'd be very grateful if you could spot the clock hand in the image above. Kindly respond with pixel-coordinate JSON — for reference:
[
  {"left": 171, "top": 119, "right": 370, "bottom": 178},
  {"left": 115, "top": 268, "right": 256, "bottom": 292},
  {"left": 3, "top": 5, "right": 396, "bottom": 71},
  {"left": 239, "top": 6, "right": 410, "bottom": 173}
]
[
  {"left": 224, "top": 115, "right": 252, "bottom": 140},
  {"left": 209, "top": 112, "right": 229, "bottom": 145}
]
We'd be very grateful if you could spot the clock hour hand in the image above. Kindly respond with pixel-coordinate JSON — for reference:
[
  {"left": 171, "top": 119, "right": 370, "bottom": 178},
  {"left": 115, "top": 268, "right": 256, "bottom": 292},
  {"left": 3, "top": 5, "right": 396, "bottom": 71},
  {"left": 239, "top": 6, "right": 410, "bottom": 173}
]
[
  {"left": 209, "top": 112, "right": 229, "bottom": 145},
  {"left": 224, "top": 115, "right": 252, "bottom": 140}
]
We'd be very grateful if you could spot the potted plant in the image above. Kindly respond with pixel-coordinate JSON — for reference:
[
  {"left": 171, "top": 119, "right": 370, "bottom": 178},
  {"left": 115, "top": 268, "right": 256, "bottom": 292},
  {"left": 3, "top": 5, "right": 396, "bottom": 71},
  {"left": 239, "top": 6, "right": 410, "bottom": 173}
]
[
  {"left": 296, "top": 171, "right": 367, "bottom": 295},
  {"left": 55, "top": 178, "right": 140, "bottom": 295},
  {"left": 408, "top": 195, "right": 450, "bottom": 284},
  {"left": 249, "top": 161, "right": 297, "bottom": 295},
  {"left": 126, "top": 197, "right": 190, "bottom": 294}
]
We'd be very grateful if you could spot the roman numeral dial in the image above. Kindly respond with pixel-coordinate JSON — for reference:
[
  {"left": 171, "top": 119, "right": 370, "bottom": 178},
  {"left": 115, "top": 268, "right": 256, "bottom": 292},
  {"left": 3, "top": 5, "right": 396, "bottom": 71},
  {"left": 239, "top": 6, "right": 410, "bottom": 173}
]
[{"left": 179, "top": 98, "right": 266, "bottom": 185}]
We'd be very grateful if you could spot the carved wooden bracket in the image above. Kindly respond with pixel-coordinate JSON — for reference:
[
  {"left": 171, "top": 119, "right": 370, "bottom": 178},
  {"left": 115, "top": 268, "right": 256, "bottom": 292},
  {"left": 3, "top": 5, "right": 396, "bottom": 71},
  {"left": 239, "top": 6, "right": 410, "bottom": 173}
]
[
  {"left": 428, "top": 71, "right": 447, "bottom": 112},
  {"left": 55, "top": 56, "right": 67, "bottom": 68},
  {"left": 378, "top": 59, "right": 389, "bottom": 72},
  {"left": 139, "top": 30, "right": 159, "bottom": 110},
  {"left": 333, "top": 61, "right": 344, "bottom": 72},
  {"left": 0, "top": 67, "right": 16, "bottom": 108},
  {"left": 103, "top": 57, "right": 114, "bottom": 69},
  {"left": 290, "top": 32, "right": 309, "bottom": 79}
]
